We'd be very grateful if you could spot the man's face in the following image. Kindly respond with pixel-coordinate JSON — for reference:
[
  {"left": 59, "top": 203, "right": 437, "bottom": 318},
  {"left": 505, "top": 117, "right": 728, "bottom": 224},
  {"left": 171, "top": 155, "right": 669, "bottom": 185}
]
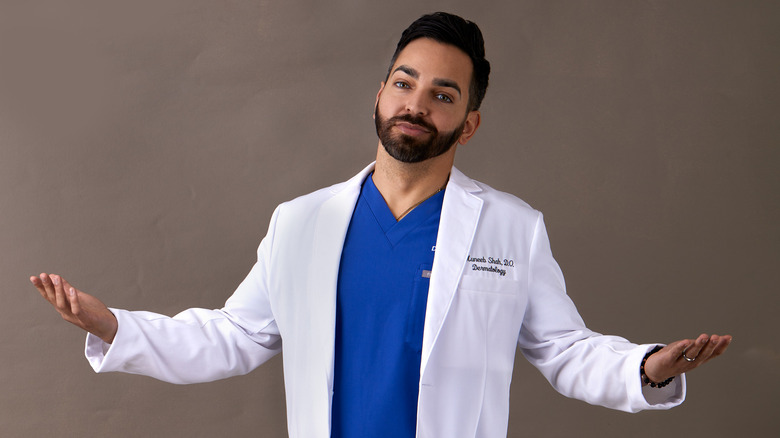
[{"left": 375, "top": 38, "right": 477, "bottom": 163}]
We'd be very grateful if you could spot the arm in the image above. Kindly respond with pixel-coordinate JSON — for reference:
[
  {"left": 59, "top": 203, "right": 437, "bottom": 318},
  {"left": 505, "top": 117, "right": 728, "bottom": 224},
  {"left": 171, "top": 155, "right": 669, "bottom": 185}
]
[
  {"left": 30, "top": 209, "right": 283, "bottom": 384},
  {"left": 518, "top": 213, "right": 730, "bottom": 411},
  {"left": 31, "top": 265, "right": 281, "bottom": 384}
]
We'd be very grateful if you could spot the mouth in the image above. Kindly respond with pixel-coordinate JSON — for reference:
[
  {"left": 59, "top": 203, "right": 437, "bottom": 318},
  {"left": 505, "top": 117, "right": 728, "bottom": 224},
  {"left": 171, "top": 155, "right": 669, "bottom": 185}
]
[{"left": 395, "top": 121, "right": 432, "bottom": 136}]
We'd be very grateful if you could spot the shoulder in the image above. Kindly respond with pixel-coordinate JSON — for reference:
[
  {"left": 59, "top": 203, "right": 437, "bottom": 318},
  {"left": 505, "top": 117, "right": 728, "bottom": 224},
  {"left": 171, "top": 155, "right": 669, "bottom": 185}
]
[
  {"left": 282, "top": 181, "right": 345, "bottom": 208},
  {"left": 475, "top": 180, "right": 535, "bottom": 211},
  {"left": 263, "top": 164, "right": 370, "bottom": 241},
  {"left": 275, "top": 163, "right": 372, "bottom": 215},
  {"left": 451, "top": 168, "right": 539, "bottom": 219}
]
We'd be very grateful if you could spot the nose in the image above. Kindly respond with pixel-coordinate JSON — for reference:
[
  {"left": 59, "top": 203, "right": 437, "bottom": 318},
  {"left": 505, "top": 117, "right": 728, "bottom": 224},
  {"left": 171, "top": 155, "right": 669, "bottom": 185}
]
[{"left": 404, "top": 90, "right": 428, "bottom": 116}]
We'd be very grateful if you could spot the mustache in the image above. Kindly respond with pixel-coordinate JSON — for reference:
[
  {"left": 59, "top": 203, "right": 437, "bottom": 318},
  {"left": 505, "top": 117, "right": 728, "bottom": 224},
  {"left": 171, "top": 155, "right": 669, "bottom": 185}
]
[{"left": 387, "top": 114, "right": 437, "bottom": 133}]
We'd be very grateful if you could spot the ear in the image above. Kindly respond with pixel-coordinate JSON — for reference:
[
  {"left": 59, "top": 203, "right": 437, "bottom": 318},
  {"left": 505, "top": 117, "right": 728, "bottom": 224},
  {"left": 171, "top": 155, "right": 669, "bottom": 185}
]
[
  {"left": 457, "top": 110, "right": 481, "bottom": 145},
  {"left": 373, "top": 81, "right": 385, "bottom": 120}
]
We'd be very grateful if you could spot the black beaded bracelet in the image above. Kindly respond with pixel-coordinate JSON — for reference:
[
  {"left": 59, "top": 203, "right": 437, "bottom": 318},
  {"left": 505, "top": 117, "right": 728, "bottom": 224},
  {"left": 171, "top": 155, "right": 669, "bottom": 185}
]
[{"left": 640, "top": 345, "right": 675, "bottom": 388}]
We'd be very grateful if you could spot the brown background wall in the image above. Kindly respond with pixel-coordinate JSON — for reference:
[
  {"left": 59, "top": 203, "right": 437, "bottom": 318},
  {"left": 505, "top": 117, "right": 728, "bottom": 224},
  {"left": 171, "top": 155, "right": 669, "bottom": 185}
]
[{"left": 2, "top": 1, "right": 777, "bottom": 436}]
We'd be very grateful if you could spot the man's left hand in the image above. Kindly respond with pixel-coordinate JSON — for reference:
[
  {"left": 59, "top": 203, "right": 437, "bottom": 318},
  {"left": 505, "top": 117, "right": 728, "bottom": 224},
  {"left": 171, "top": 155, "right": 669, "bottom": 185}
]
[{"left": 643, "top": 333, "right": 732, "bottom": 384}]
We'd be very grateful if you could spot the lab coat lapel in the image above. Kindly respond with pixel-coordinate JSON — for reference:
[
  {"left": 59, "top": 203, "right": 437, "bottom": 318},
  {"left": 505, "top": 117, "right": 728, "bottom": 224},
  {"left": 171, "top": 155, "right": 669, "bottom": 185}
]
[
  {"left": 310, "top": 163, "right": 374, "bottom": 295},
  {"left": 306, "top": 163, "right": 373, "bottom": 390},
  {"left": 420, "top": 167, "right": 483, "bottom": 374}
]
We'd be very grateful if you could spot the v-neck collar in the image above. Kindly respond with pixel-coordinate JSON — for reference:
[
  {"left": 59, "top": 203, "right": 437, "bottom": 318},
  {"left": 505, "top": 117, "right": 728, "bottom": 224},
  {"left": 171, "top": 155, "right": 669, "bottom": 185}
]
[{"left": 361, "top": 173, "right": 445, "bottom": 246}]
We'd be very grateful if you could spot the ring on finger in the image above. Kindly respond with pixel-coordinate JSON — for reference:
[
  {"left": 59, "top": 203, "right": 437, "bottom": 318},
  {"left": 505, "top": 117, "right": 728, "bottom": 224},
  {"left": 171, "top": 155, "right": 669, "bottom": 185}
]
[{"left": 681, "top": 348, "right": 697, "bottom": 362}]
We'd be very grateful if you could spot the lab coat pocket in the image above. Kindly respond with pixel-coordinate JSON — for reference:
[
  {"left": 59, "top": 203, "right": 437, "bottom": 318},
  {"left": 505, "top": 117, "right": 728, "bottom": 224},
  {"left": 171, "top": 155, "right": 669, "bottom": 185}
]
[
  {"left": 404, "top": 264, "right": 432, "bottom": 352},
  {"left": 456, "top": 275, "right": 526, "bottom": 328},
  {"left": 455, "top": 275, "right": 527, "bottom": 366}
]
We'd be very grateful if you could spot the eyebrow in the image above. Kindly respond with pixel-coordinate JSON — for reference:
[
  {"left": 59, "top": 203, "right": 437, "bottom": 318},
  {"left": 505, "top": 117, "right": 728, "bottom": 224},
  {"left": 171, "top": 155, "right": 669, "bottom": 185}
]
[{"left": 392, "top": 65, "right": 462, "bottom": 97}]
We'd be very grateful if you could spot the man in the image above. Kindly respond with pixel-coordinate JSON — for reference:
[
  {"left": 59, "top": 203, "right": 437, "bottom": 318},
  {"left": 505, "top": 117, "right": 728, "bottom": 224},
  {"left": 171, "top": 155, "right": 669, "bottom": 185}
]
[{"left": 31, "top": 12, "right": 730, "bottom": 438}]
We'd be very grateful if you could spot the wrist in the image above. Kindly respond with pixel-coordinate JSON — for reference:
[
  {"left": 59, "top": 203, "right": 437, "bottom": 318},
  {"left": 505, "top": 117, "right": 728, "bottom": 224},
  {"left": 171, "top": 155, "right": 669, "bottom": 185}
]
[
  {"left": 640, "top": 346, "right": 675, "bottom": 388},
  {"left": 96, "top": 313, "right": 118, "bottom": 344}
]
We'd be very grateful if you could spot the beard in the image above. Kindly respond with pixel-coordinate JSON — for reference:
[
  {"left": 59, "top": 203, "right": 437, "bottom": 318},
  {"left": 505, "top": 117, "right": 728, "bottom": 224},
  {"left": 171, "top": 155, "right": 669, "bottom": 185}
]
[{"left": 374, "top": 106, "right": 465, "bottom": 163}]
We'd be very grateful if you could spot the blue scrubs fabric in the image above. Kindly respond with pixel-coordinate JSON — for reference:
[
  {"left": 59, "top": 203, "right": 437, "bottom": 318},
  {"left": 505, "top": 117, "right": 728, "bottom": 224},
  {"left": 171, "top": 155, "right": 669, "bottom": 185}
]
[{"left": 331, "top": 174, "right": 444, "bottom": 438}]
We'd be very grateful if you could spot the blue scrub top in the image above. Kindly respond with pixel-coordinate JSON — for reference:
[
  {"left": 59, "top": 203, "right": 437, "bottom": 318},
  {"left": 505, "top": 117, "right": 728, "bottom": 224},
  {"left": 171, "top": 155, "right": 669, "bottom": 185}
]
[{"left": 331, "top": 173, "right": 444, "bottom": 438}]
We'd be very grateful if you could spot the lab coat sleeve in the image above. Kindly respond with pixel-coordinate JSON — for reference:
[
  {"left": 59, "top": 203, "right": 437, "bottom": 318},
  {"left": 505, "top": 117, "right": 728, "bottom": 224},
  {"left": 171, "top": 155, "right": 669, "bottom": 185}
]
[
  {"left": 517, "top": 213, "right": 685, "bottom": 412},
  {"left": 84, "top": 208, "right": 283, "bottom": 384}
]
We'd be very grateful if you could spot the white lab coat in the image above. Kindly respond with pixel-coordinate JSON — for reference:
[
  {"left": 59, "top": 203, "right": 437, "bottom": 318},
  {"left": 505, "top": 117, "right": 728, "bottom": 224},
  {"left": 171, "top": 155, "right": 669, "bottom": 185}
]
[{"left": 86, "top": 163, "right": 684, "bottom": 437}]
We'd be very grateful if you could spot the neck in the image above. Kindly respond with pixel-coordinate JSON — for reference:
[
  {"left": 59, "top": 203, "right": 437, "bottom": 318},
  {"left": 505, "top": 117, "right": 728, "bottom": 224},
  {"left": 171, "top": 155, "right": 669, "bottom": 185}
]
[{"left": 372, "top": 143, "right": 454, "bottom": 220}]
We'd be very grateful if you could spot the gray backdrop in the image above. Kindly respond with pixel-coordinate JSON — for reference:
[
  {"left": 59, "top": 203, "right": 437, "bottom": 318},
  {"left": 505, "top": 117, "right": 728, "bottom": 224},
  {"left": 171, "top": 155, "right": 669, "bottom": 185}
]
[{"left": 2, "top": 1, "right": 777, "bottom": 437}]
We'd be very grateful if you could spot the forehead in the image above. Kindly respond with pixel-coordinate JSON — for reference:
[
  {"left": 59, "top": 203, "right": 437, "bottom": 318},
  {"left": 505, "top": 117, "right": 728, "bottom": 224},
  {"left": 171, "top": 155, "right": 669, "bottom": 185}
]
[{"left": 390, "top": 38, "right": 473, "bottom": 88}]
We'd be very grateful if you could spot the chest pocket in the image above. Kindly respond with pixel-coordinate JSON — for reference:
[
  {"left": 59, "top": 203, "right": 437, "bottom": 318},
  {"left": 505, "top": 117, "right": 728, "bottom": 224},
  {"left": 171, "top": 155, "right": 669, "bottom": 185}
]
[
  {"left": 404, "top": 263, "right": 432, "bottom": 352},
  {"left": 456, "top": 275, "right": 527, "bottom": 351}
]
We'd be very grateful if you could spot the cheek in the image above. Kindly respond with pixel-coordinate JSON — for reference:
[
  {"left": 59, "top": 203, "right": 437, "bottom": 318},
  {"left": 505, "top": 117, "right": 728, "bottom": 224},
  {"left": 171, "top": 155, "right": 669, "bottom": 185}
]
[
  {"left": 376, "top": 93, "right": 398, "bottom": 116},
  {"left": 434, "top": 114, "right": 463, "bottom": 133}
]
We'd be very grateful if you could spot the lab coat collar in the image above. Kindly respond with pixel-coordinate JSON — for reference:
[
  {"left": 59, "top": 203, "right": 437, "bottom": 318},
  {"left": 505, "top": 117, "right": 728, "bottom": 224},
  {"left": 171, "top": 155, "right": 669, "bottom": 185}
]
[{"left": 329, "top": 162, "right": 482, "bottom": 196}]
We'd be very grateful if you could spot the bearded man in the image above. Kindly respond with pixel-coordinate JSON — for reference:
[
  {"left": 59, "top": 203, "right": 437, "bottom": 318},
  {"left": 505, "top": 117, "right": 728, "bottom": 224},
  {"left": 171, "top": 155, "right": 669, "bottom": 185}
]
[{"left": 31, "top": 12, "right": 730, "bottom": 438}]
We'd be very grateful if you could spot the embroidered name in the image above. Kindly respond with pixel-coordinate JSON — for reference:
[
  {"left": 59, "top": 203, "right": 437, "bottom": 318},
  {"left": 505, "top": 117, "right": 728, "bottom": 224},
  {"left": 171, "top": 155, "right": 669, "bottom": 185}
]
[{"left": 467, "top": 255, "right": 515, "bottom": 277}]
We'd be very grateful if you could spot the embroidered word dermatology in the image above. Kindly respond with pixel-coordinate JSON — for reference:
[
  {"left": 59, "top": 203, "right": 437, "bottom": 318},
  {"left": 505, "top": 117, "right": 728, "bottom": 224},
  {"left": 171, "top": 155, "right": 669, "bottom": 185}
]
[{"left": 467, "top": 255, "right": 515, "bottom": 277}]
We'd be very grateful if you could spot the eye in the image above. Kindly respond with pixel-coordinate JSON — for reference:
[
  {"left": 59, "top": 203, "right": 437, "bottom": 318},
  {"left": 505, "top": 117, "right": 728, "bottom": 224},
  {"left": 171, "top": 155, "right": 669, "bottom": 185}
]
[
  {"left": 394, "top": 81, "right": 411, "bottom": 89},
  {"left": 435, "top": 93, "right": 453, "bottom": 103}
]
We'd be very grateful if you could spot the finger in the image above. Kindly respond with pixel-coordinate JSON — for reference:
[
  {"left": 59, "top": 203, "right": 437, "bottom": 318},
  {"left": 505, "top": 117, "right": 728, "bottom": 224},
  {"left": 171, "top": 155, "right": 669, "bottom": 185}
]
[
  {"left": 711, "top": 335, "right": 733, "bottom": 357},
  {"left": 30, "top": 275, "right": 48, "bottom": 298},
  {"left": 62, "top": 278, "right": 75, "bottom": 296},
  {"left": 39, "top": 273, "right": 56, "bottom": 303},
  {"left": 62, "top": 278, "right": 81, "bottom": 315},
  {"left": 689, "top": 335, "right": 715, "bottom": 364},
  {"left": 681, "top": 334, "right": 709, "bottom": 362},
  {"left": 696, "top": 334, "right": 733, "bottom": 363},
  {"left": 706, "top": 334, "right": 723, "bottom": 356},
  {"left": 665, "top": 339, "right": 693, "bottom": 359},
  {"left": 50, "top": 274, "right": 65, "bottom": 309},
  {"left": 67, "top": 287, "right": 81, "bottom": 316}
]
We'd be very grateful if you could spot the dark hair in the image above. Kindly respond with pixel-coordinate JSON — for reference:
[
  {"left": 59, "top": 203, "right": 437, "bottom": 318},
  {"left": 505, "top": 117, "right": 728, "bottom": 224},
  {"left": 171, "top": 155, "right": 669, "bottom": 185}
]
[{"left": 387, "top": 12, "right": 490, "bottom": 112}]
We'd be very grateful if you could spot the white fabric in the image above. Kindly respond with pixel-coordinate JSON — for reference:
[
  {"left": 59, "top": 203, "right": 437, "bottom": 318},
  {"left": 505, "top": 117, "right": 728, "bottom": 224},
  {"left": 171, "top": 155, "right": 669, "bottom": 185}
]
[{"left": 86, "top": 163, "right": 685, "bottom": 437}]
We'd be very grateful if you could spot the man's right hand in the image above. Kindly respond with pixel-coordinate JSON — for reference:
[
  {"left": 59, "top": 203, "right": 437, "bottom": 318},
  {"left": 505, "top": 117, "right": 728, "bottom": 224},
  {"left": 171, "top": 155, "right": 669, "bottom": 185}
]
[{"left": 30, "top": 273, "right": 118, "bottom": 344}]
